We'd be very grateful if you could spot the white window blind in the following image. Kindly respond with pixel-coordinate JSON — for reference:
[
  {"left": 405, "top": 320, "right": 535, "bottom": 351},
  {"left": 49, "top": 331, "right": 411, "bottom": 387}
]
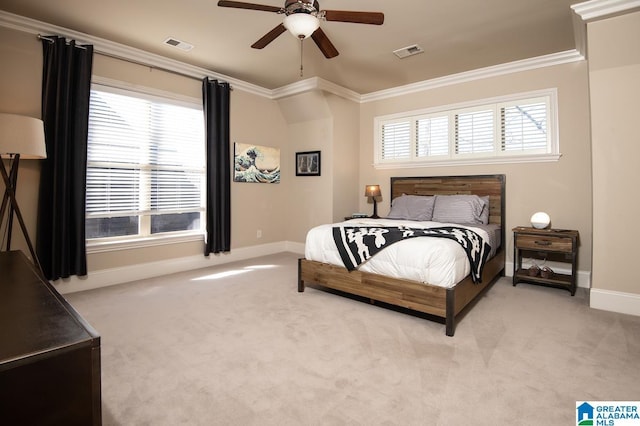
[
  {"left": 375, "top": 89, "right": 558, "bottom": 167},
  {"left": 501, "top": 100, "right": 547, "bottom": 152},
  {"left": 455, "top": 109, "right": 494, "bottom": 154},
  {"left": 381, "top": 121, "right": 411, "bottom": 160},
  {"left": 416, "top": 115, "right": 449, "bottom": 157},
  {"left": 87, "top": 88, "right": 205, "bottom": 240}
]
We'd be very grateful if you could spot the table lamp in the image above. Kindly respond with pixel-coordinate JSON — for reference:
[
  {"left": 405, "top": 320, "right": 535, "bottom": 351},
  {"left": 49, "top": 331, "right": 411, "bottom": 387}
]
[
  {"left": 364, "top": 184, "right": 381, "bottom": 218},
  {"left": 530, "top": 212, "right": 551, "bottom": 229}
]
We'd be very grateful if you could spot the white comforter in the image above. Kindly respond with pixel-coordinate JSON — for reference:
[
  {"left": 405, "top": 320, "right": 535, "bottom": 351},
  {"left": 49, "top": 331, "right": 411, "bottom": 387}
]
[{"left": 304, "top": 218, "right": 491, "bottom": 289}]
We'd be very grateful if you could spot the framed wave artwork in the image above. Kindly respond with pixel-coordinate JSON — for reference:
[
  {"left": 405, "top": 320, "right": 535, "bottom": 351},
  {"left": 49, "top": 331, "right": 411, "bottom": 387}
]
[{"left": 233, "top": 143, "right": 281, "bottom": 184}]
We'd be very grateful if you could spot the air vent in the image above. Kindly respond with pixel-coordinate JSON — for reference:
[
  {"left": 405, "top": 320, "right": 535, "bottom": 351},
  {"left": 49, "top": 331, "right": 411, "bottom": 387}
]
[
  {"left": 164, "top": 37, "right": 194, "bottom": 52},
  {"left": 393, "top": 44, "right": 424, "bottom": 59}
]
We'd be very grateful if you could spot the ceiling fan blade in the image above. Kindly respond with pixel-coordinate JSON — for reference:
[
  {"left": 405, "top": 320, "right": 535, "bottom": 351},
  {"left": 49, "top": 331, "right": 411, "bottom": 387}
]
[
  {"left": 323, "top": 10, "right": 384, "bottom": 25},
  {"left": 217, "top": 1, "right": 282, "bottom": 13},
  {"left": 311, "top": 28, "right": 339, "bottom": 59},
  {"left": 251, "top": 24, "right": 287, "bottom": 49}
]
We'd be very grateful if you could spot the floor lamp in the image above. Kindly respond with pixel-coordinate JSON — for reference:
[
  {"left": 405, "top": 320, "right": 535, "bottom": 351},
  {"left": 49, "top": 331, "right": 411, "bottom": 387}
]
[{"left": 0, "top": 113, "right": 47, "bottom": 276}]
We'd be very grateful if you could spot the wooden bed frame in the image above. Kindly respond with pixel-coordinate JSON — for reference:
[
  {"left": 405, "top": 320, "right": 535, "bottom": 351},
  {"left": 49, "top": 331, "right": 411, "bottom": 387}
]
[{"left": 298, "top": 174, "right": 506, "bottom": 336}]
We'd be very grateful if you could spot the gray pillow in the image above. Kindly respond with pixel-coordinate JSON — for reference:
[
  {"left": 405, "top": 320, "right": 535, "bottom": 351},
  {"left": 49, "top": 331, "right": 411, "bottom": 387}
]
[
  {"left": 387, "top": 194, "right": 435, "bottom": 221},
  {"left": 432, "top": 194, "right": 486, "bottom": 224}
]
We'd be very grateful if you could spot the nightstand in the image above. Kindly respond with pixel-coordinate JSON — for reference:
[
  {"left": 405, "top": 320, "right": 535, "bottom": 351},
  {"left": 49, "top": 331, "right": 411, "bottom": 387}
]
[{"left": 512, "top": 227, "right": 579, "bottom": 295}]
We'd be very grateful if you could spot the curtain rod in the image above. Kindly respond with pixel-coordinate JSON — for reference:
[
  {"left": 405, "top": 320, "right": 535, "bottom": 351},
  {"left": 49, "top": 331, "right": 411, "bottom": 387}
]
[
  {"left": 96, "top": 50, "right": 233, "bottom": 88},
  {"left": 38, "top": 34, "right": 87, "bottom": 50},
  {"left": 37, "top": 34, "right": 231, "bottom": 87}
]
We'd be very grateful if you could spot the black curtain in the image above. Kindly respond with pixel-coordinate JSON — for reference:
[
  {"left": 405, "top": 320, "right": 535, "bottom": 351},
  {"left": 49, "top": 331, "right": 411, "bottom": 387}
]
[
  {"left": 37, "top": 37, "right": 93, "bottom": 280},
  {"left": 202, "top": 78, "right": 231, "bottom": 255}
]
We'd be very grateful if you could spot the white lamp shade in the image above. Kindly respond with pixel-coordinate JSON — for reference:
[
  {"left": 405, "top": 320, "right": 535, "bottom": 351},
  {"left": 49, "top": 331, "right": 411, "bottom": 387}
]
[
  {"left": 0, "top": 113, "right": 47, "bottom": 159},
  {"left": 283, "top": 13, "right": 320, "bottom": 39},
  {"left": 530, "top": 212, "right": 551, "bottom": 229}
]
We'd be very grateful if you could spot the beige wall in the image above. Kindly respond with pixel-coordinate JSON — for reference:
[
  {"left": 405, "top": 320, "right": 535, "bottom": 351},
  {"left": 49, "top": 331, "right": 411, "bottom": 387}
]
[
  {"left": 227, "top": 89, "right": 288, "bottom": 250},
  {"left": 0, "top": 25, "right": 290, "bottom": 273},
  {"left": 589, "top": 11, "right": 640, "bottom": 295},
  {"left": 358, "top": 61, "right": 593, "bottom": 271},
  {"left": 278, "top": 91, "right": 334, "bottom": 243},
  {"left": 0, "top": 22, "right": 594, "bottom": 285},
  {"left": 0, "top": 22, "right": 361, "bottom": 279},
  {"left": 5, "top": 7, "right": 639, "bottom": 312},
  {"left": 278, "top": 90, "right": 360, "bottom": 243},
  {"left": 326, "top": 93, "right": 360, "bottom": 224}
]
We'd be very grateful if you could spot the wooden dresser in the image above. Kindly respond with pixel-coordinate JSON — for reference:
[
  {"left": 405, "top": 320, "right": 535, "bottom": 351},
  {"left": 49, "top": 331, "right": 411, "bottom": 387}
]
[{"left": 0, "top": 251, "right": 101, "bottom": 425}]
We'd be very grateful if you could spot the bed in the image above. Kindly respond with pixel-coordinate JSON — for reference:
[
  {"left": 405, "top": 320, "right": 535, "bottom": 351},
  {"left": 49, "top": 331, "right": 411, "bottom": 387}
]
[{"left": 298, "top": 174, "right": 506, "bottom": 336}]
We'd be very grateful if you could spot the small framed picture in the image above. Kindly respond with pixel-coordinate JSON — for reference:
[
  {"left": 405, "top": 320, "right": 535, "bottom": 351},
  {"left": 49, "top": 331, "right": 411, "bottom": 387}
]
[{"left": 295, "top": 150, "right": 321, "bottom": 176}]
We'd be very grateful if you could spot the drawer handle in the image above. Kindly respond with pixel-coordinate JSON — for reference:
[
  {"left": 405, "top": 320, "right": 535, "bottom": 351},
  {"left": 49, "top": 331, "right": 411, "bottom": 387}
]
[{"left": 534, "top": 240, "right": 552, "bottom": 246}]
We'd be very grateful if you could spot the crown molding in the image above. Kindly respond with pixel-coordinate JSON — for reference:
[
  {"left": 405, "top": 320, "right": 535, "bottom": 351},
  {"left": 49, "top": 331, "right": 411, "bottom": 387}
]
[
  {"left": 271, "top": 77, "right": 360, "bottom": 102},
  {"left": 272, "top": 50, "right": 584, "bottom": 103},
  {"left": 0, "top": 10, "right": 271, "bottom": 98},
  {"left": 571, "top": 0, "right": 640, "bottom": 21},
  {"left": 359, "top": 50, "right": 584, "bottom": 103},
  {"left": 1, "top": 9, "right": 587, "bottom": 104}
]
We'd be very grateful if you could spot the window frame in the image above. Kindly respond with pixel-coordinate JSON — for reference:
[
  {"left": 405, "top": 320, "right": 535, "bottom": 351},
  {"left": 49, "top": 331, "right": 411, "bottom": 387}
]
[
  {"left": 86, "top": 79, "right": 206, "bottom": 253},
  {"left": 373, "top": 89, "right": 560, "bottom": 169}
]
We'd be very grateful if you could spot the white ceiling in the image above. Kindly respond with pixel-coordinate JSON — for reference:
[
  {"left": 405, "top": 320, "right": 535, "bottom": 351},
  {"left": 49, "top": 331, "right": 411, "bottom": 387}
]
[{"left": 0, "top": 0, "right": 580, "bottom": 94}]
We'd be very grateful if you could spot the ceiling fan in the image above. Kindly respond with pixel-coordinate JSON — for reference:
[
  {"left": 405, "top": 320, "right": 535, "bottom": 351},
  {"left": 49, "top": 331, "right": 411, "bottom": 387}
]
[{"left": 217, "top": 0, "right": 384, "bottom": 59}]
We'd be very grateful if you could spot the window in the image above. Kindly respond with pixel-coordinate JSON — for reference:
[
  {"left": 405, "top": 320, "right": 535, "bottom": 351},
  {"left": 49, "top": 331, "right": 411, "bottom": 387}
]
[
  {"left": 416, "top": 115, "right": 448, "bottom": 157},
  {"left": 455, "top": 108, "right": 494, "bottom": 154},
  {"left": 86, "top": 85, "right": 205, "bottom": 244},
  {"left": 374, "top": 90, "right": 558, "bottom": 168},
  {"left": 381, "top": 120, "right": 411, "bottom": 160},
  {"left": 500, "top": 100, "right": 548, "bottom": 152}
]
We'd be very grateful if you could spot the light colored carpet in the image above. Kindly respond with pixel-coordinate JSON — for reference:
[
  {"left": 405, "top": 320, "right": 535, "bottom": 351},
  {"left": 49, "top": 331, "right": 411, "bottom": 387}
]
[{"left": 64, "top": 252, "right": 640, "bottom": 425}]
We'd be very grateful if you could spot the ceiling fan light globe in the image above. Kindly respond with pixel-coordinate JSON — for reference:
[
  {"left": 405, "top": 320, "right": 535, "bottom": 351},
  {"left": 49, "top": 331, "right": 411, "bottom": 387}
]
[{"left": 283, "top": 13, "right": 319, "bottom": 39}]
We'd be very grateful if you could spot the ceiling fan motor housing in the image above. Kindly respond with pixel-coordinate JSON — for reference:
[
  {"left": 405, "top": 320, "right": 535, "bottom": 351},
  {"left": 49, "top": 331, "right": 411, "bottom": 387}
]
[{"left": 284, "top": 0, "right": 320, "bottom": 15}]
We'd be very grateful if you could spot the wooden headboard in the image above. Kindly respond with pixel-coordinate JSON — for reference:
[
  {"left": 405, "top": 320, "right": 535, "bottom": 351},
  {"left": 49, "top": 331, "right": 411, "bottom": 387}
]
[{"left": 390, "top": 174, "right": 506, "bottom": 246}]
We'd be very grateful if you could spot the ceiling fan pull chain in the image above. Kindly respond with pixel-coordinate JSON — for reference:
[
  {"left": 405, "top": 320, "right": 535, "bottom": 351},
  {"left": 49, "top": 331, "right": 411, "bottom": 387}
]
[{"left": 299, "top": 36, "right": 304, "bottom": 77}]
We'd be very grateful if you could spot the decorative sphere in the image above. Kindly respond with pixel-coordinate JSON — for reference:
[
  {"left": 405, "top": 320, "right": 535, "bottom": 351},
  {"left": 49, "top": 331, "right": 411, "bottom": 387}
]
[{"left": 530, "top": 212, "right": 550, "bottom": 229}]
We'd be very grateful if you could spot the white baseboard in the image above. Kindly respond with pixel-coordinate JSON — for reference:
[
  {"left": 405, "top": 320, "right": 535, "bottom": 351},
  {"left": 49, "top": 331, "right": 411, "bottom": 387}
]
[
  {"left": 590, "top": 288, "right": 640, "bottom": 317},
  {"left": 55, "top": 246, "right": 639, "bottom": 318},
  {"left": 285, "top": 241, "right": 305, "bottom": 254},
  {"left": 54, "top": 241, "right": 305, "bottom": 295},
  {"left": 505, "top": 261, "right": 640, "bottom": 316},
  {"left": 505, "top": 261, "right": 591, "bottom": 288}
]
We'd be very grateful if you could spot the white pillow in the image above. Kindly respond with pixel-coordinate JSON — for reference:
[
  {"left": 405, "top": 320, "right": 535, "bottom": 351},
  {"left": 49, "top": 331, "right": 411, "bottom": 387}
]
[{"left": 387, "top": 194, "right": 435, "bottom": 221}]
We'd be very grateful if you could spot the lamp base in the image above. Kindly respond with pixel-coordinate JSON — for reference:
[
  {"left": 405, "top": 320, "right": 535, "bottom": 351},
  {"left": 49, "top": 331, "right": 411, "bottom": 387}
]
[{"left": 371, "top": 200, "right": 379, "bottom": 218}]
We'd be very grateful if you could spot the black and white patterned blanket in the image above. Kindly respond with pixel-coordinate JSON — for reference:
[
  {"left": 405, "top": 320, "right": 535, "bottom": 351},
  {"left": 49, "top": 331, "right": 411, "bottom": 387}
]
[{"left": 332, "top": 226, "right": 491, "bottom": 283}]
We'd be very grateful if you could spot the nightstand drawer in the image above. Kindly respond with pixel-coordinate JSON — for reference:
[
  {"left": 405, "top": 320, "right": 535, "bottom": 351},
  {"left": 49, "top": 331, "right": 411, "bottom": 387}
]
[{"left": 515, "top": 234, "right": 573, "bottom": 253}]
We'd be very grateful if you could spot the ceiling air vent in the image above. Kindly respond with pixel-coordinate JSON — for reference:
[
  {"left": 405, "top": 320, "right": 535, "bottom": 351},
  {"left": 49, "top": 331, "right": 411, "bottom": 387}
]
[
  {"left": 164, "top": 37, "right": 194, "bottom": 52},
  {"left": 393, "top": 44, "right": 424, "bottom": 59}
]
